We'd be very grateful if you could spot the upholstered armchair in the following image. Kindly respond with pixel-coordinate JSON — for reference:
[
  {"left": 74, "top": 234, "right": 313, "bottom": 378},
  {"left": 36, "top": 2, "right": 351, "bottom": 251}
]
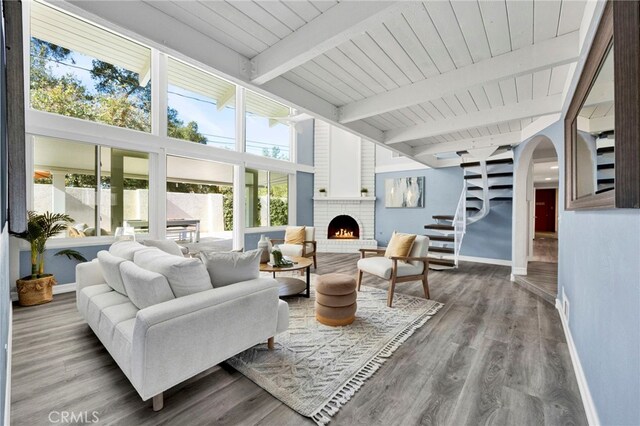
[
  {"left": 271, "top": 226, "right": 317, "bottom": 269},
  {"left": 356, "top": 235, "right": 430, "bottom": 307}
]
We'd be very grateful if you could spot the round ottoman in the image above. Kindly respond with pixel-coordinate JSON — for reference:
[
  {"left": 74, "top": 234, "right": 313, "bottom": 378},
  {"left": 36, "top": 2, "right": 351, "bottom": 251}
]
[{"left": 315, "top": 273, "right": 357, "bottom": 326}]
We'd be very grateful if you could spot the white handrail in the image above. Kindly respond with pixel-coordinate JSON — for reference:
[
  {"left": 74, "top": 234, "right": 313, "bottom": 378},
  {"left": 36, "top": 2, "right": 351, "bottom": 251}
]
[{"left": 452, "top": 186, "right": 466, "bottom": 267}]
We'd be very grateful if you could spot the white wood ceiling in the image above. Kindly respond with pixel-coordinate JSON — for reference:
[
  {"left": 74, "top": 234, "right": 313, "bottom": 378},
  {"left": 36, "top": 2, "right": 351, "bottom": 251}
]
[{"left": 68, "top": 0, "right": 591, "bottom": 167}]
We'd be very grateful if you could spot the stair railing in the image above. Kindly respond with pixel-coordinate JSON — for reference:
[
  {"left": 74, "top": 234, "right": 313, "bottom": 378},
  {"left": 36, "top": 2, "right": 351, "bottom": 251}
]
[{"left": 452, "top": 187, "right": 466, "bottom": 267}]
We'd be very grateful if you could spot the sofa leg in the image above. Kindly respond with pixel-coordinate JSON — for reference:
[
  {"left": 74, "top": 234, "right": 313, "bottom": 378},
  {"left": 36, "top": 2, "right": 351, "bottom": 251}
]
[
  {"left": 152, "top": 393, "right": 164, "bottom": 411},
  {"left": 267, "top": 336, "right": 274, "bottom": 350}
]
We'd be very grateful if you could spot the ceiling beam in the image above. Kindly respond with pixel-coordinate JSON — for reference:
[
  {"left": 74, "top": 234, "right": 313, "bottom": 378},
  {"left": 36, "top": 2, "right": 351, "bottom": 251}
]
[
  {"left": 250, "top": 1, "right": 403, "bottom": 85},
  {"left": 339, "top": 31, "right": 580, "bottom": 124},
  {"left": 413, "top": 132, "right": 521, "bottom": 157},
  {"left": 385, "top": 94, "right": 563, "bottom": 144}
]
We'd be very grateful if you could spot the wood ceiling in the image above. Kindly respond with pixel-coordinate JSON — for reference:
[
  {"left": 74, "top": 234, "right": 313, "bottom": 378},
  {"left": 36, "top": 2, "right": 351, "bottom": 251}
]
[{"left": 66, "top": 0, "right": 591, "bottom": 167}]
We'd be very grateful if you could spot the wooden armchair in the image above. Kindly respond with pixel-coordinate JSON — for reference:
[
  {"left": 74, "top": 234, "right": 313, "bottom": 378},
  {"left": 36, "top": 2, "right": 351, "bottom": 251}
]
[
  {"left": 271, "top": 226, "right": 317, "bottom": 269},
  {"left": 356, "top": 235, "right": 430, "bottom": 307}
]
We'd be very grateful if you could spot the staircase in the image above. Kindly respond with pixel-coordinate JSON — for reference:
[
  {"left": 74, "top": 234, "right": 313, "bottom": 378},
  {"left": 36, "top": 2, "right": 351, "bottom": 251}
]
[
  {"left": 596, "top": 132, "right": 615, "bottom": 194},
  {"left": 424, "top": 153, "right": 514, "bottom": 270}
]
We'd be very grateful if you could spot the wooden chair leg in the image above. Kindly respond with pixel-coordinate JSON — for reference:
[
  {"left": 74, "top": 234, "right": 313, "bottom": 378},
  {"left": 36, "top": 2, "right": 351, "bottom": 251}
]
[
  {"left": 356, "top": 270, "right": 363, "bottom": 291},
  {"left": 313, "top": 254, "right": 317, "bottom": 269},
  {"left": 152, "top": 393, "right": 164, "bottom": 411},
  {"left": 387, "top": 277, "right": 397, "bottom": 307},
  {"left": 267, "top": 336, "right": 274, "bottom": 350},
  {"left": 422, "top": 276, "right": 430, "bottom": 300}
]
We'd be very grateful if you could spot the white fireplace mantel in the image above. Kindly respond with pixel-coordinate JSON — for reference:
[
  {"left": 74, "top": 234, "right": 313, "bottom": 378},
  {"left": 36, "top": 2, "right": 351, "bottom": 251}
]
[{"left": 313, "top": 196, "right": 377, "bottom": 201}]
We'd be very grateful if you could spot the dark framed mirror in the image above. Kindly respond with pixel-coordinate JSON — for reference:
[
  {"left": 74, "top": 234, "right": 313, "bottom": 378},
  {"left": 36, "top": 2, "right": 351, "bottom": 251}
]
[{"left": 565, "top": 1, "right": 640, "bottom": 210}]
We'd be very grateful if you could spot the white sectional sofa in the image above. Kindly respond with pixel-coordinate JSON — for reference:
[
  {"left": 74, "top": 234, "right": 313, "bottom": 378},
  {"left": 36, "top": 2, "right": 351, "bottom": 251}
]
[{"left": 75, "top": 241, "right": 289, "bottom": 410}]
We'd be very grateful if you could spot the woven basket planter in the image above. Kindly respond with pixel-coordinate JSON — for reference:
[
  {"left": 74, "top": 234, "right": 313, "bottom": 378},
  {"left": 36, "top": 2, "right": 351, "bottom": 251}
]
[{"left": 16, "top": 275, "right": 57, "bottom": 306}]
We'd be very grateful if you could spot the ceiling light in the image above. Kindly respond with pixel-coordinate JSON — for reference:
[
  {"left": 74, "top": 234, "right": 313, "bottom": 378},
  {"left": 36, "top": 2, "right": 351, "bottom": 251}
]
[
  {"left": 550, "top": 165, "right": 559, "bottom": 169},
  {"left": 545, "top": 178, "right": 552, "bottom": 181}
]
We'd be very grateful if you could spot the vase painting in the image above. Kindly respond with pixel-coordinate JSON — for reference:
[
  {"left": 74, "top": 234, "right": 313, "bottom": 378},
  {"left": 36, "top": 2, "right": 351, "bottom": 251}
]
[{"left": 385, "top": 177, "right": 424, "bottom": 208}]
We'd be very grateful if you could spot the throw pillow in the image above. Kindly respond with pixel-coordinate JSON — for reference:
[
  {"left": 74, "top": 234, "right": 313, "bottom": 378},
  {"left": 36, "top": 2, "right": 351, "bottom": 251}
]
[
  {"left": 97, "top": 251, "right": 128, "bottom": 296},
  {"left": 109, "top": 241, "right": 147, "bottom": 261},
  {"left": 199, "top": 249, "right": 260, "bottom": 288},
  {"left": 284, "top": 226, "right": 306, "bottom": 245},
  {"left": 384, "top": 232, "right": 417, "bottom": 260},
  {"left": 133, "top": 248, "right": 212, "bottom": 297},
  {"left": 142, "top": 239, "right": 183, "bottom": 257},
  {"left": 119, "top": 261, "right": 175, "bottom": 309}
]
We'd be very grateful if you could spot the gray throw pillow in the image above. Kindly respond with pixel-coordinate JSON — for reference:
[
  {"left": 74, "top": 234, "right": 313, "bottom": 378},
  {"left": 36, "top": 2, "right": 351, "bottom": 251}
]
[
  {"left": 133, "top": 247, "right": 212, "bottom": 297},
  {"left": 199, "top": 250, "right": 261, "bottom": 288},
  {"left": 109, "top": 241, "right": 147, "bottom": 261},
  {"left": 97, "top": 251, "right": 127, "bottom": 296},
  {"left": 119, "top": 261, "right": 175, "bottom": 309},
  {"left": 142, "top": 239, "right": 183, "bottom": 257}
]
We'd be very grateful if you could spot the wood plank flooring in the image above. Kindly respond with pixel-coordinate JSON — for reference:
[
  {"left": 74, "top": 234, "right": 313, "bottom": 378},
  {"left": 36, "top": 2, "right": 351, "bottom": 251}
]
[
  {"left": 514, "top": 262, "right": 559, "bottom": 304},
  {"left": 10, "top": 254, "right": 587, "bottom": 425}
]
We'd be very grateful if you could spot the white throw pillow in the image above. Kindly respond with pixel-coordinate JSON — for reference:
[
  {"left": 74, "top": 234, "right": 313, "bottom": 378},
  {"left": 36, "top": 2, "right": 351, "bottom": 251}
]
[
  {"left": 142, "top": 239, "right": 183, "bottom": 257},
  {"left": 97, "top": 251, "right": 128, "bottom": 296},
  {"left": 199, "top": 250, "right": 260, "bottom": 288},
  {"left": 109, "top": 241, "right": 147, "bottom": 261},
  {"left": 119, "top": 261, "right": 175, "bottom": 309},
  {"left": 133, "top": 248, "right": 212, "bottom": 297}
]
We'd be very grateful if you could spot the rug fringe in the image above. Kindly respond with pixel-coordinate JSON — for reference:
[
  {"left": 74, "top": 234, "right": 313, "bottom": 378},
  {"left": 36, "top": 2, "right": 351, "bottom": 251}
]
[{"left": 310, "top": 302, "right": 444, "bottom": 425}]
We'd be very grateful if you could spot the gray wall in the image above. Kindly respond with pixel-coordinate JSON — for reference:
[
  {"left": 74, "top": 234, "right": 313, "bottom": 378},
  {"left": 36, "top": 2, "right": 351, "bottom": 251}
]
[
  {"left": 296, "top": 171, "right": 313, "bottom": 226},
  {"left": 19, "top": 245, "right": 108, "bottom": 285},
  {"left": 296, "top": 119, "right": 314, "bottom": 167},
  {"left": 375, "top": 167, "right": 512, "bottom": 260},
  {"left": 244, "top": 230, "right": 285, "bottom": 252},
  {"left": 517, "top": 122, "right": 640, "bottom": 425}
]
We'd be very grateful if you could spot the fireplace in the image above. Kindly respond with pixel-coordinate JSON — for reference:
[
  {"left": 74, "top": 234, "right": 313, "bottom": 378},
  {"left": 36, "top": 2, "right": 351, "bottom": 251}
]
[{"left": 327, "top": 215, "right": 360, "bottom": 239}]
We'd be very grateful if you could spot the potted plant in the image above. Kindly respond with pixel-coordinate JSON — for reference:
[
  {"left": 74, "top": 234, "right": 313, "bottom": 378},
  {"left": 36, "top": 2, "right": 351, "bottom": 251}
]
[
  {"left": 15, "top": 211, "right": 87, "bottom": 306},
  {"left": 361, "top": 188, "right": 369, "bottom": 197},
  {"left": 318, "top": 188, "right": 327, "bottom": 196}
]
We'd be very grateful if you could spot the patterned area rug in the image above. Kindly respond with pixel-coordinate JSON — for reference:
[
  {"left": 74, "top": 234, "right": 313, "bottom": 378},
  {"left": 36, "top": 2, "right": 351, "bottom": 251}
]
[{"left": 227, "top": 280, "right": 443, "bottom": 425}]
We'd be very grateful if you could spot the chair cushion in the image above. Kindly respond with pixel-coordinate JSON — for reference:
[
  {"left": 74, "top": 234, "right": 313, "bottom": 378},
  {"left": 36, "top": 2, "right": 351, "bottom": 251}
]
[
  {"left": 134, "top": 248, "right": 212, "bottom": 297},
  {"left": 316, "top": 273, "right": 357, "bottom": 295},
  {"left": 119, "top": 261, "right": 176, "bottom": 309},
  {"left": 305, "top": 227, "right": 316, "bottom": 254},
  {"left": 78, "top": 284, "right": 112, "bottom": 317},
  {"left": 384, "top": 232, "right": 417, "bottom": 260},
  {"left": 408, "top": 235, "right": 430, "bottom": 268},
  {"left": 111, "top": 318, "right": 135, "bottom": 378},
  {"left": 284, "top": 226, "right": 306, "bottom": 244},
  {"left": 109, "top": 241, "right": 147, "bottom": 261},
  {"left": 86, "top": 291, "right": 130, "bottom": 332},
  {"left": 97, "top": 301, "right": 139, "bottom": 343},
  {"left": 199, "top": 249, "right": 260, "bottom": 288},
  {"left": 97, "top": 251, "right": 128, "bottom": 296},
  {"left": 357, "top": 257, "right": 424, "bottom": 280},
  {"left": 142, "top": 239, "right": 184, "bottom": 257},
  {"left": 279, "top": 244, "right": 303, "bottom": 257}
]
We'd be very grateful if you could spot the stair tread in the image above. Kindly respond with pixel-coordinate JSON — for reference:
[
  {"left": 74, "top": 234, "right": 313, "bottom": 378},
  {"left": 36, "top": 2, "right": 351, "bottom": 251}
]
[
  {"left": 595, "top": 186, "right": 615, "bottom": 194},
  {"left": 466, "top": 196, "right": 512, "bottom": 201},
  {"left": 461, "top": 158, "right": 513, "bottom": 168},
  {"left": 597, "top": 163, "right": 615, "bottom": 170},
  {"left": 598, "top": 178, "right": 615, "bottom": 184},
  {"left": 597, "top": 146, "right": 615, "bottom": 154},
  {"left": 432, "top": 215, "right": 454, "bottom": 220},
  {"left": 425, "top": 224, "right": 455, "bottom": 230},
  {"left": 429, "top": 246, "right": 454, "bottom": 254},
  {"left": 464, "top": 172, "right": 513, "bottom": 180},
  {"left": 488, "top": 184, "right": 513, "bottom": 190},
  {"left": 466, "top": 206, "right": 480, "bottom": 211},
  {"left": 428, "top": 257, "right": 456, "bottom": 267},
  {"left": 426, "top": 235, "right": 454, "bottom": 242}
]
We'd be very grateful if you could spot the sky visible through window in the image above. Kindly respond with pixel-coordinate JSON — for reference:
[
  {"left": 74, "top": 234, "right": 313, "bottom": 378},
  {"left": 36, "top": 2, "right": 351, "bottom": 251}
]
[{"left": 43, "top": 49, "right": 291, "bottom": 159}]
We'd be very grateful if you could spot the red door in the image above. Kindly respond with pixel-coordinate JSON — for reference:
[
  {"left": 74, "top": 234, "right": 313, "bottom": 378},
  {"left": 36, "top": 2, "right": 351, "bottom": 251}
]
[{"left": 535, "top": 189, "right": 556, "bottom": 232}]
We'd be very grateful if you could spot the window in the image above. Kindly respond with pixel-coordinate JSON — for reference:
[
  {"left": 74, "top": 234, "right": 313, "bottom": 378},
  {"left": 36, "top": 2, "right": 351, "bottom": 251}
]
[
  {"left": 167, "top": 58, "right": 236, "bottom": 149},
  {"left": 30, "top": 1, "right": 152, "bottom": 131},
  {"left": 32, "top": 137, "right": 149, "bottom": 237},
  {"left": 245, "top": 90, "right": 293, "bottom": 160},
  {"left": 245, "top": 169, "right": 289, "bottom": 228},
  {"left": 166, "top": 156, "right": 234, "bottom": 246}
]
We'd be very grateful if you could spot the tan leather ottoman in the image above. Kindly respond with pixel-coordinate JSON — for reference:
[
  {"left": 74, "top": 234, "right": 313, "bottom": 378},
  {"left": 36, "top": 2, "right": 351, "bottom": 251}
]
[{"left": 315, "top": 273, "right": 357, "bottom": 326}]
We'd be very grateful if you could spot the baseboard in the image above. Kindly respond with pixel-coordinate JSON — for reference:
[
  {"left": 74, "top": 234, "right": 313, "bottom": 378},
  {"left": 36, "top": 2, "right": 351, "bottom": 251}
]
[
  {"left": 457, "top": 255, "right": 512, "bottom": 267},
  {"left": 10, "top": 282, "right": 76, "bottom": 302},
  {"left": 4, "top": 302, "right": 12, "bottom": 426},
  {"left": 555, "top": 299, "right": 600, "bottom": 426},
  {"left": 511, "top": 266, "right": 528, "bottom": 275}
]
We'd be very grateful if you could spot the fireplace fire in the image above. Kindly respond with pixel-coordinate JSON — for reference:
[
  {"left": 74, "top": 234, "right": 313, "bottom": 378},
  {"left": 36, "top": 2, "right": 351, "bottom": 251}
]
[{"left": 327, "top": 215, "right": 359, "bottom": 240}]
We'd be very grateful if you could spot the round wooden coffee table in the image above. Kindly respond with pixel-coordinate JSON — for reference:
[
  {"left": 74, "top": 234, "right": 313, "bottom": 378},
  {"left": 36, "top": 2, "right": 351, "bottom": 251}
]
[{"left": 260, "top": 256, "right": 313, "bottom": 298}]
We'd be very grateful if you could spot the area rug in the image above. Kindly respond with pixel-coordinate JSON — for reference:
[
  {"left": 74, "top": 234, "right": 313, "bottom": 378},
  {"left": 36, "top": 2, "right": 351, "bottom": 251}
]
[{"left": 226, "top": 280, "right": 443, "bottom": 425}]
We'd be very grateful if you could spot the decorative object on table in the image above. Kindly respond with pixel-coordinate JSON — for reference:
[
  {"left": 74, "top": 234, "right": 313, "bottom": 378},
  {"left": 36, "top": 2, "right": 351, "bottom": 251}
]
[
  {"left": 318, "top": 188, "right": 327, "bottom": 196},
  {"left": 269, "top": 246, "right": 293, "bottom": 267},
  {"left": 257, "top": 234, "right": 271, "bottom": 263},
  {"left": 227, "top": 279, "right": 443, "bottom": 425},
  {"left": 385, "top": 176, "right": 424, "bottom": 208},
  {"left": 15, "top": 211, "right": 87, "bottom": 306},
  {"left": 315, "top": 273, "right": 357, "bottom": 326},
  {"left": 360, "top": 187, "right": 368, "bottom": 197},
  {"left": 114, "top": 225, "right": 136, "bottom": 241}
]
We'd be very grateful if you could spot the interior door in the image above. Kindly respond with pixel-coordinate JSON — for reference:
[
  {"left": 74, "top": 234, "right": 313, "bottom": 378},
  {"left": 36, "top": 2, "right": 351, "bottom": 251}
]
[{"left": 535, "top": 189, "right": 556, "bottom": 232}]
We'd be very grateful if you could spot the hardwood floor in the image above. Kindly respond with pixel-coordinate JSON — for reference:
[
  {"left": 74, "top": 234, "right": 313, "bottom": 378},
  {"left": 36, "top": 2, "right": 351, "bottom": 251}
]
[
  {"left": 10, "top": 254, "right": 587, "bottom": 425},
  {"left": 531, "top": 234, "right": 558, "bottom": 263},
  {"left": 514, "top": 262, "right": 559, "bottom": 304}
]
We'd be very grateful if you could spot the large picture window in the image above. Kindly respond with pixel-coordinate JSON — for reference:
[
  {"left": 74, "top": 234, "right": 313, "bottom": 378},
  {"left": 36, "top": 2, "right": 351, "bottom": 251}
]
[
  {"left": 167, "top": 58, "right": 236, "bottom": 149},
  {"left": 29, "top": 1, "right": 152, "bottom": 131},
  {"left": 245, "top": 90, "right": 293, "bottom": 161},
  {"left": 32, "top": 137, "right": 149, "bottom": 238},
  {"left": 245, "top": 168, "right": 289, "bottom": 228}
]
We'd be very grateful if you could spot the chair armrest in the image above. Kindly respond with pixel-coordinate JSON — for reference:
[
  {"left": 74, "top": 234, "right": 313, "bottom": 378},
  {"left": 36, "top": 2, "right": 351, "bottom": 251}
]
[
  {"left": 389, "top": 256, "right": 430, "bottom": 263},
  {"left": 303, "top": 241, "right": 317, "bottom": 255},
  {"left": 359, "top": 248, "right": 386, "bottom": 258}
]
